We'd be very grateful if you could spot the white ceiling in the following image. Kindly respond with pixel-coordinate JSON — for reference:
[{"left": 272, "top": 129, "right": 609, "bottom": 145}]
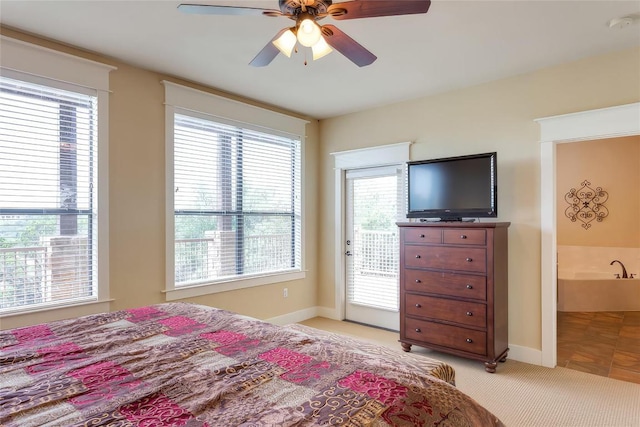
[{"left": 1, "top": 1, "right": 639, "bottom": 119}]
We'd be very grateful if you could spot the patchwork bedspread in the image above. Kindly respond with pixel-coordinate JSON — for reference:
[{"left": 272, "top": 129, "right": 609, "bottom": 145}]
[{"left": 0, "top": 302, "right": 503, "bottom": 426}]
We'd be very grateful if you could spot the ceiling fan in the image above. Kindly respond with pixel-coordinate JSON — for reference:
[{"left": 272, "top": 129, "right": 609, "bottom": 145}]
[{"left": 178, "top": 0, "right": 431, "bottom": 67}]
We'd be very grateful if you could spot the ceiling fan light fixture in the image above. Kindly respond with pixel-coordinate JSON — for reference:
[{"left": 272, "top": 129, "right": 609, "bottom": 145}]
[
  {"left": 312, "top": 37, "right": 332, "bottom": 60},
  {"left": 273, "top": 29, "right": 297, "bottom": 57},
  {"left": 180, "top": 0, "right": 433, "bottom": 68},
  {"left": 297, "top": 18, "right": 322, "bottom": 47}
]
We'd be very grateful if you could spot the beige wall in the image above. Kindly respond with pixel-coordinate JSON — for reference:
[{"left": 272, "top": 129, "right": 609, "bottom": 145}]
[
  {"left": 318, "top": 46, "right": 640, "bottom": 352},
  {"left": 557, "top": 136, "right": 640, "bottom": 248},
  {"left": 0, "top": 27, "right": 319, "bottom": 328}
]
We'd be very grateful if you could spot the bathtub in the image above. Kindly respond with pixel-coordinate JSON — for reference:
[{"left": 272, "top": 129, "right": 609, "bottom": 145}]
[
  {"left": 557, "top": 274, "right": 640, "bottom": 312},
  {"left": 557, "top": 245, "right": 640, "bottom": 312}
]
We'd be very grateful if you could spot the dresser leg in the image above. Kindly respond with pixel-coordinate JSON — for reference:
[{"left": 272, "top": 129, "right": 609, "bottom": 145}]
[
  {"left": 401, "top": 342, "right": 412, "bottom": 352},
  {"left": 484, "top": 361, "right": 497, "bottom": 373}
]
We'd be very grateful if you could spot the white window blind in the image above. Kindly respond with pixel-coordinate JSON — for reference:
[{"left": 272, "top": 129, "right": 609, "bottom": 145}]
[
  {"left": 172, "top": 112, "right": 302, "bottom": 288},
  {"left": 0, "top": 76, "right": 99, "bottom": 313}
]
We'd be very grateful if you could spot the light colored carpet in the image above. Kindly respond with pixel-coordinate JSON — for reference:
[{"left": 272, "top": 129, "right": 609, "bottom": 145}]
[{"left": 299, "top": 317, "right": 640, "bottom": 427}]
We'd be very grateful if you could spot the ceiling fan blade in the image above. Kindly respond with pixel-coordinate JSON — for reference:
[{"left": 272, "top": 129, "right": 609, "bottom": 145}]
[
  {"left": 328, "top": 0, "right": 431, "bottom": 20},
  {"left": 321, "top": 25, "right": 376, "bottom": 67},
  {"left": 249, "top": 28, "right": 289, "bottom": 67},
  {"left": 177, "top": 3, "right": 281, "bottom": 16}
]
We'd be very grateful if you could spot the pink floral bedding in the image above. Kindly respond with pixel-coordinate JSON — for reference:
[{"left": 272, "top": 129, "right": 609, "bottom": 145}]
[{"left": 0, "top": 302, "right": 503, "bottom": 426}]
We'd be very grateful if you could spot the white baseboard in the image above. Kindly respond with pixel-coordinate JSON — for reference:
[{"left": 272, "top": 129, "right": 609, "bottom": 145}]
[
  {"left": 265, "top": 307, "right": 320, "bottom": 325},
  {"left": 265, "top": 306, "right": 342, "bottom": 325},
  {"left": 316, "top": 306, "right": 341, "bottom": 320},
  {"left": 508, "top": 344, "right": 543, "bottom": 366}
]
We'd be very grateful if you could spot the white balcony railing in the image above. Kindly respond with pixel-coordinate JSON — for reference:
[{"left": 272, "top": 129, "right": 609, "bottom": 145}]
[
  {"left": 0, "top": 246, "right": 47, "bottom": 309},
  {"left": 175, "top": 233, "right": 294, "bottom": 285},
  {"left": 354, "top": 229, "right": 398, "bottom": 277},
  {"left": 0, "top": 236, "right": 91, "bottom": 311},
  {"left": 1, "top": 231, "right": 397, "bottom": 309}
]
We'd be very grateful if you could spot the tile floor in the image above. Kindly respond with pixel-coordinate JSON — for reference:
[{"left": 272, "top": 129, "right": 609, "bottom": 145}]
[{"left": 557, "top": 311, "right": 640, "bottom": 384}]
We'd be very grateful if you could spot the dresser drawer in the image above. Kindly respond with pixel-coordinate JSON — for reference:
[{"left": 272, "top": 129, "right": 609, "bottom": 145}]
[
  {"left": 405, "top": 318, "right": 487, "bottom": 355},
  {"left": 404, "top": 270, "right": 487, "bottom": 300},
  {"left": 443, "top": 229, "right": 486, "bottom": 245},
  {"left": 406, "top": 294, "right": 487, "bottom": 328},
  {"left": 403, "top": 227, "right": 441, "bottom": 244},
  {"left": 405, "top": 246, "right": 487, "bottom": 273}
]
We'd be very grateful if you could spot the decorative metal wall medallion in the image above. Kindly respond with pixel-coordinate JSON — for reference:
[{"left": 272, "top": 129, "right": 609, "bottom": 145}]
[{"left": 564, "top": 180, "right": 609, "bottom": 229}]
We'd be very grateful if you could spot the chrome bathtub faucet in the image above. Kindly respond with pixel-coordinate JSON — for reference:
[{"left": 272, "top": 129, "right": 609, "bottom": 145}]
[{"left": 610, "top": 260, "right": 628, "bottom": 279}]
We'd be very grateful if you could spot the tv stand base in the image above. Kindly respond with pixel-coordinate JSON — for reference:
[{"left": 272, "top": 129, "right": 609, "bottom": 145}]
[{"left": 419, "top": 218, "right": 476, "bottom": 223}]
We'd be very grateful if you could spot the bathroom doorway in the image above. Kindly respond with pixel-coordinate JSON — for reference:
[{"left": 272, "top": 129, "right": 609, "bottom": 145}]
[
  {"left": 538, "top": 102, "right": 640, "bottom": 372},
  {"left": 555, "top": 136, "right": 640, "bottom": 383}
]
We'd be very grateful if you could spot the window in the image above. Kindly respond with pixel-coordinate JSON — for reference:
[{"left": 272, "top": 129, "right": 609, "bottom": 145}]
[
  {"left": 0, "top": 77, "right": 98, "bottom": 313},
  {"left": 0, "top": 37, "right": 113, "bottom": 315},
  {"left": 164, "top": 82, "right": 306, "bottom": 298}
]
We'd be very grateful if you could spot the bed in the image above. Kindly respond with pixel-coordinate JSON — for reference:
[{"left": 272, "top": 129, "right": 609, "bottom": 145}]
[{"left": 0, "top": 302, "right": 503, "bottom": 426}]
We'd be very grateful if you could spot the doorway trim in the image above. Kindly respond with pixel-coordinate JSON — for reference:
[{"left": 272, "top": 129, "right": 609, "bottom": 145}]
[
  {"left": 536, "top": 102, "right": 640, "bottom": 368},
  {"left": 330, "top": 142, "right": 411, "bottom": 320}
]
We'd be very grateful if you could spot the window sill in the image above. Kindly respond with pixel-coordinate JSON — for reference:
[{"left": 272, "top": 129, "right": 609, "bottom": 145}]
[
  {"left": 0, "top": 299, "right": 113, "bottom": 329},
  {"left": 164, "top": 270, "right": 306, "bottom": 301}
]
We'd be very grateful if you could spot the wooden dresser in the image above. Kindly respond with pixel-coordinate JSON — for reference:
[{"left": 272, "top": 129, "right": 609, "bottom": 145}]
[{"left": 397, "top": 222, "right": 510, "bottom": 372}]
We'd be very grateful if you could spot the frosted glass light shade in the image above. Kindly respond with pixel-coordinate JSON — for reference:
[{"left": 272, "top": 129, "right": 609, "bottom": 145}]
[
  {"left": 297, "top": 19, "right": 321, "bottom": 47},
  {"left": 312, "top": 37, "right": 332, "bottom": 60},
  {"left": 273, "top": 29, "right": 297, "bottom": 57}
]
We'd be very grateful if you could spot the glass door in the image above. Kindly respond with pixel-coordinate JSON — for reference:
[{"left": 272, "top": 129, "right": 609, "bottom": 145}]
[{"left": 345, "top": 165, "right": 403, "bottom": 330}]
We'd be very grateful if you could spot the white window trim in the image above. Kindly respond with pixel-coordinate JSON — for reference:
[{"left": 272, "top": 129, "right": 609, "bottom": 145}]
[
  {"left": 0, "top": 36, "right": 112, "bottom": 92},
  {"left": 329, "top": 142, "right": 411, "bottom": 320},
  {"left": 0, "top": 36, "right": 115, "bottom": 318},
  {"left": 162, "top": 81, "right": 308, "bottom": 300}
]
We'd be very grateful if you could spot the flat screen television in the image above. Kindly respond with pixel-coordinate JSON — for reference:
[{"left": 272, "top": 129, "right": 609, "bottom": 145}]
[{"left": 407, "top": 152, "right": 497, "bottom": 221}]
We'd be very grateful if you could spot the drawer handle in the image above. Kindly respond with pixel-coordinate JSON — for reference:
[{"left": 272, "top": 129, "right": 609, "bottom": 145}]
[
  {"left": 466, "top": 338, "right": 473, "bottom": 343},
  {"left": 415, "top": 279, "right": 422, "bottom": 283},
  {"left": 415, "top": 303, "right": 422, "bottom": 308},
  {"left": 466, "top": 311, "right": 473, "bottom": 316},
  {"left": 419, "top": 234, "right": 425, "bottom": 238},
  {"left": 460, "top": 234, "right": 467, "bottom": 239},
  {"left": 415, "top": 328, "right": 421, "bottom": 333},
  {"left": 466, "top": 284, "right": 473, "bottom": 289},
  {"left": 415, "top": 255, "right": 421, "bottom": 259},
  {"left": 466, "top": 257, "right": 473, "bottom": 262}
]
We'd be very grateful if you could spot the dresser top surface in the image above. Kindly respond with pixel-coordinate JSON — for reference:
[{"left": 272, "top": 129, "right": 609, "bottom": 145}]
[{"left": 397, "top": 221, "right": 510, "bottom": 229}]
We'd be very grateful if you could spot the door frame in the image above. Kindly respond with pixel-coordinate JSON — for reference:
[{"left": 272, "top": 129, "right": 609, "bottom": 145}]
[
  {"left": 536, "top": 102, "right": 640, "bottom": 368},
  {"left": 330, "top": 142, "right": 411, "bottom": 321}
]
